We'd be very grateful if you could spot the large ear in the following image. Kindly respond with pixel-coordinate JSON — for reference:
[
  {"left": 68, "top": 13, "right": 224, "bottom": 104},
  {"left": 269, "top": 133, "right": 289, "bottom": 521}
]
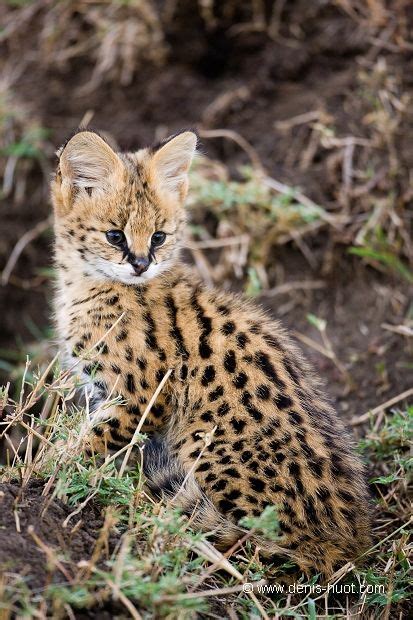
[
  {"left": 149, "top": 131, "right": 197, "bottom": 201},
  {"left": 58, "top": 131, "right": 124, "bottom": 202}
]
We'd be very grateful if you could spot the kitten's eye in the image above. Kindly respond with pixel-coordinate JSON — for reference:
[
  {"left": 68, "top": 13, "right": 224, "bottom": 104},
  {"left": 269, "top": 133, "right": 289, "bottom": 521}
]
[
  {"left": 106, "top": 230, "right": 126, "bottom": 246},
  {"left": 151, "top": 231, "right": 166, "bottom": 247}
]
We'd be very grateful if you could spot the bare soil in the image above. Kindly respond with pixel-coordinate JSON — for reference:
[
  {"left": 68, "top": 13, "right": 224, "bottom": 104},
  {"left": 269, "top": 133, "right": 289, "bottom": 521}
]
[{"left": 0, "top": 480, "right": 117, "bottom": 591}]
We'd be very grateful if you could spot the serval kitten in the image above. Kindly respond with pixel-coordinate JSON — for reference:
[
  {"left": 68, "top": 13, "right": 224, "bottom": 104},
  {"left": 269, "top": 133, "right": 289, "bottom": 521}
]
[{"left": 52, "top": 129, "right": 371, "bottom": 579}]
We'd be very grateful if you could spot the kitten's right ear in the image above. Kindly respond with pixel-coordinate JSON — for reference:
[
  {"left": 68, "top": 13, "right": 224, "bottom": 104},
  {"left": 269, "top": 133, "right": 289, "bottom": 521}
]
[{"left": 54, "top": 131, "right": 124, "bottom": 213}]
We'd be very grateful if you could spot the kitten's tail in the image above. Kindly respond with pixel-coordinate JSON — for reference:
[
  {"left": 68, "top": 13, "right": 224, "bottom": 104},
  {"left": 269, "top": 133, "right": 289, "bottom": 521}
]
[{"left": 142, "top": 435, "right": 245, "bottom": 549}]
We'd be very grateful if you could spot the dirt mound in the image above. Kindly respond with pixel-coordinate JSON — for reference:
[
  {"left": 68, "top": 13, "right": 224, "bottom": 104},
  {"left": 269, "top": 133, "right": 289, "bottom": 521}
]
[{"left": 0, "top": 480, "right": 114, "bottom": 591}]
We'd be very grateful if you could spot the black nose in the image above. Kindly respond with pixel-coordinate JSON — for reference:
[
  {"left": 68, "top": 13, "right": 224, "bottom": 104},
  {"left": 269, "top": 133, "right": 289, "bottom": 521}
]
[{"left": 129, "top": 255, "right": 150, "bottom": 276}]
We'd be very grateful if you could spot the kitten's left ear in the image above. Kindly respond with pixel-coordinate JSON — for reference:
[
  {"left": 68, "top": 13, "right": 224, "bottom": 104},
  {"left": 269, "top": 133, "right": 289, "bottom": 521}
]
[{"left": 149, "top": 131, "right": 197, "bottom": 201}]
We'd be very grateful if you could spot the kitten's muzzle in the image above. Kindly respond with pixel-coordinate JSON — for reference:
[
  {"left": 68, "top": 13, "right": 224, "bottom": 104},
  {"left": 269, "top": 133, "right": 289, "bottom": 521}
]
[{"left": 129, "top": 254, "right": 150, "bottom": 276}]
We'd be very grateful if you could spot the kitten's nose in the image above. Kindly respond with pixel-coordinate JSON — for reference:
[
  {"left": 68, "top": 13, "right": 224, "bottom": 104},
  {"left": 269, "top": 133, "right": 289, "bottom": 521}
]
[{"left": 130, "top": 255, "right": 150, "bottom": 275}]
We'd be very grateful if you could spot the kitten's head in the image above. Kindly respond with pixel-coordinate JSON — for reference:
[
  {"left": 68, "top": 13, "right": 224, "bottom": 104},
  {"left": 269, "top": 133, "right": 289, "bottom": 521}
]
[{"left": 52, "top": 129, "right": 197, "bottom": 285}]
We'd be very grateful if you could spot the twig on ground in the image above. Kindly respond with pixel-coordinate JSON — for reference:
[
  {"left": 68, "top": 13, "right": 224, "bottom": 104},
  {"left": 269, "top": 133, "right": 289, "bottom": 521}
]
[
  {"left": 381, "top": 323, "right": 413, "bottom": 337},
  {"left": 198, "top": 128, "right": 264, "bottom": 172},
  {"left": 62, "top": 489, "right": 99, "bottom": 528},
  {"left": 188, "top": 234, "right": 250, "bottom": 250},
  {"left": 191, "top": 539, "right": 270, "bottom": 619},
  {"left": 350, "top": 387, "right": 413, "bottom": 426},
  {"left": 28, "top": 525, "right": 73, "bottom": 583},
  {"left": 260, "top": 280, "right": 325, "bottom": 297}
]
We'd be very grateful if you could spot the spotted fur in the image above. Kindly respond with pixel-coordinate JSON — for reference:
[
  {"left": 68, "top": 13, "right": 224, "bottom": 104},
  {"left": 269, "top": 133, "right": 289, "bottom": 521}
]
[{"left": 52, "top": 129, "right": 371, "bottom": 579}]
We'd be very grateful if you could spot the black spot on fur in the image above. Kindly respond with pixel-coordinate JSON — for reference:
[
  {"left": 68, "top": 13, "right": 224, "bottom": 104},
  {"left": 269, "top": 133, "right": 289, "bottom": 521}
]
[
  {"left": 233, "top": 372, "right": 248, "bottom": 389},
  {"left": 271, "top": 484, "right": 284, "bottom": 493},
  {"left": 232, "top": 508, "right": 247, "bottom": 521},
  {"left": 201, "top": 365, "right": 215, "bottom": 386},
  {"left": 191, "top": 292, "right": 213, "bottom": 359},
  {"left": 288, "top": 410, "right": 303, "bottom": 425},
  {"left": 262, "top": 333, "right": 282, "bottom": 349},
  {"left": 331, "top": 458, "right": 346, "bottom": 479},
  {"left": 212, "top": 479, "right": 227, "bottom": 492},
  {"left": 193, "top": 398, "right": 203, "bottom": 411},
  {"left": 249, "top": 477, "right": 265, "bottom": 493},
  {"left": 209, "top": 385, "right": 224, "bottom": 401},
  {"left": 217, "top": 402, "right": 230, "bottom": 417},
  {"left": 279, "top": 521, "right": 293, "bottom": 534},
  {"left": 205, "top": 473, "right": 217, "bottom": 483},
  {"left": 126, "top": 374, "right": 136, "bottom": 393},
  {"left": 317, "top": 486, "right": 331, "bottom": 501},
  {"left": 217, "top": 305, "right": 230, "bottom": 316},
  {"left": 284, "top": 359, "right": 301, "bottom": 385},
  {"left": 106, "top": 295, "right": 119, "bottom": 306},
  {"left": 247, "top": 404, "right": 263, "bottom": 422},
  {"left": 223, "top": 468, "right": 240, "bottom": 479},
  {"left": 107, "top": 418, "right": 120, "bottom": 429},
  {"left": 236, "top": 332, "right": 249, "bottom": 349},
  {"left": 219, "top": 455, "right": 232, "bottom": 465},
  {"left": 241, "top": 391, "right": 263, "bottom": 422},
  {"left": 126, "top": 404, "right": 141, "bottom": 416},
  {"left": 230, "top": 417, "right": 246, "bottom": 434},
  {"left": 110, "top": 428, "right": 128, "bottom": 444},
  {"left": 256, "top": 384, "right": 270, "bottom": 400},
  {"left": 201, "top": 410, "right": 214, "bottom": 422},
  {"left": 116, "top": 329, "right": 128, "bottom": 342},
  {"left": 151, "top": 404, "right": 164, "bottom": 418},
  {"left": 223, "top": 350, "right": 236, "bottom": 373},
  {"left": 225, "top": 489, "right": 241, "bottom": 501},
  {"left": 337, "top": 490, "right": 354, "bottom": 503},
  {"left": 219, "top": 499, "right": 236, "bottom": 512},
  {"left": 83, "top": 364, "right": 93, "bottom": 375},
  {"left": 264, "top": 466, "right": 276, "bottom": 478},
  {"left": 241, "top": 450, "right": 253, "bottom": 462},
  {"left": 254, "top": 351, "right": 286, "bottom": 388},
  {"left": 221, "top": 321, "right": 236, "bottom": 335},
  {"left": 304, "top": 496, "right": 318, "bottom": 523},
  {"left": 274, "top": 394, "right": 292, "bottom": 410},
  {"left": 165, "top": 294, "right": 190, "bottom": 359},
  {"left": 197, "top": 462, "right": 211, "bottom": 472},
  {"left": 156, "top": 368, "right": 167, "bottom": 383},
  {"left": 309, "top": 458, "right": 325, "bottom": 478}
]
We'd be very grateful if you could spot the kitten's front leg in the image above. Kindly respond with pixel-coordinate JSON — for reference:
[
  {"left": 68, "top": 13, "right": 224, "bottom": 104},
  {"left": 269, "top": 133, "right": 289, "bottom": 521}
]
[{"left": 78, "top": 373, "right": 171, "bottom": 456}]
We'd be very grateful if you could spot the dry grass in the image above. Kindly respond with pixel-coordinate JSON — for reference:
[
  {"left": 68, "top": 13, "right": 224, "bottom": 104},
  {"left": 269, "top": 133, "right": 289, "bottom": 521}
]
[{"left": 0, "top": 356, "right": 411, "bottom": 618}]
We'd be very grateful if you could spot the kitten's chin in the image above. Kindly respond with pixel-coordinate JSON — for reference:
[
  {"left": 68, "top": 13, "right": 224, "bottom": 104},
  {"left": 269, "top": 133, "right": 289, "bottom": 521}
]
[{"left": 88, "top": 259, "right": 171, "bottom": 286}]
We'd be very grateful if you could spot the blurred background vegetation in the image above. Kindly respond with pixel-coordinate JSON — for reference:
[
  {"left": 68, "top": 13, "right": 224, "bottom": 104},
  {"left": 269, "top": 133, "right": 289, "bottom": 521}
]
[{"left": 1, "top": 0, "right": 412, "bottom": 414}]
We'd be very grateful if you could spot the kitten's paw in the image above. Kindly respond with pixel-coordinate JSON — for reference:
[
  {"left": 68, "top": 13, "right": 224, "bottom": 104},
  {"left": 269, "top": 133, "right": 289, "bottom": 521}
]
[{"left": 81, "top": 428, "right": 110, "bottom": 457}]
